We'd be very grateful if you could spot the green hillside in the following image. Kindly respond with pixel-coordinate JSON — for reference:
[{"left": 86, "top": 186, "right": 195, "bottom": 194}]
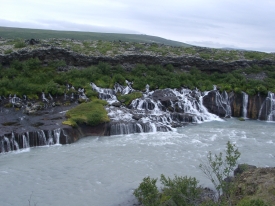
[{"left": 0, "top": 26, "right": 191, "bottom": 47}]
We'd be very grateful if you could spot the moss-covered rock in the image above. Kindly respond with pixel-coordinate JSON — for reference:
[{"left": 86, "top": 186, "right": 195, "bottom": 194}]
[
  {"left": 117, "top": 92, "right": 143, "bottom": 106},
  {"left": 63, "top": 99, "right": 110, "bottom": 127}
]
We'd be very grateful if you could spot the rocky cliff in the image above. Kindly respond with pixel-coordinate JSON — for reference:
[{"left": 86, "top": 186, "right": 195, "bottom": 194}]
[{"left": 1, "top": 47, "right": 275, "bottom": 73}]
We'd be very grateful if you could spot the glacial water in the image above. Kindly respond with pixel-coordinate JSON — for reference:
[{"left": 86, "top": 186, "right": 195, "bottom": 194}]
[{"left": 0, "top": 118, "right": 275, "bottom": 206}]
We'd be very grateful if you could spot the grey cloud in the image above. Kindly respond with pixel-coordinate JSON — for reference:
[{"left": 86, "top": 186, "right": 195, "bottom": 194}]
[{"left": 0, "top": 0, "right": 274, "bottom": 52}]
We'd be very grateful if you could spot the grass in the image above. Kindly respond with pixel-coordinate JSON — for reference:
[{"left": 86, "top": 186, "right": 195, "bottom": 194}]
[{"left": 63, "top": 99, "right": 109, "bottom": 127}]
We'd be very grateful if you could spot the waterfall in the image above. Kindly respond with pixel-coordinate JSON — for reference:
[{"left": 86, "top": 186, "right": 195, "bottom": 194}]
[
  {"left": 0, "top": 128, "right": 68, "bottom": 153},
  {"left": 149, "top": 123, "right": 157, "bottom": 132},
  {"left": 242, "top": 92, "right": 248, "bottom": 118},
  {"left": 10, "top": 94, "right": 21, "bottom": 107},
  {"left": 110, "top": 123, "right": 142, "bottom": 135},
  {"left": 4, "top": 137, "right": 11, "bottom": 152},
  {"left": 267, "top": 92, "right": 275, "bottom": 121},
  {"left": 78, "top": 88, "right": 88, "bottom": 100},
  {"left": 11, "top": 133, "right": 19, "bottom": 150},
  {"left": 54, "top": 128, "right": 61, "bottom": 145},
  {"left": 47, "top": 130, "right": 54, "bottom": 145},
  {"left": 37, "top": 130, "right": 47, "bottom": 145},
  {"left": 137, "top": 123, "right": 143, "bottom": 133},
  {"left": 258, "top": 92, "right": 275, "bottom": 121},
  {"left": 90, "top": 82, "right": 225, "bottom": 135},
  {"left": 91, "top": 83, "right": 117, "bottom": 103},
  {"left": 22, "top": 134, "right": 30, "bottom": 149},
  {"left": 62, "top": 129, "right": 69, "bottom": 144},
  {"left": 42, "top": 92, "right": 49, "bottom": 103}
]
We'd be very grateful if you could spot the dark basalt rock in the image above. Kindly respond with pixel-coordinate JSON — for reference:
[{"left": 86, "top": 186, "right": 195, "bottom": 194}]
[
  {"left": 152, "top": 89, "right": 178, "bottom": 108},
  {"left": 247, "top": 94, "right": 266, "bottom": 119},
  {"left": 132, "top": 114, "right": 142, "bottom": 121},
  {"left": 229, "top": 92, "right": 243, "bottom": 117},
  {"left": 203, "top": 91, "right": 229, "bottom": 117},
  {"left": 1, "top": 47, "right": 275, "bottom": 73},
  {"left": 111, "top": 101, "right": 122, "bottom": 107},
  {"left": 25, "top": 39, "right": 40, "bottom": 45}
]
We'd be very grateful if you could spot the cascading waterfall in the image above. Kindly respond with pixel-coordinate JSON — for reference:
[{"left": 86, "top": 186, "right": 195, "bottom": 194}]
[
  {"left": 54, "top": 128, "right": 61, "bottom": 145},
  {"left": 92, "top": 82, "right": 222, "bottom": 135},
  {"left": 22, "top": 133, "right": 30, "bottom": 149},
  {"left": 47, "top": 130, "right": 54, "bottom": 145},
  {"left": 0, "top": 129, "right": 63, "bottom": 153},
  {"left": 267, "top": 92, "right": 275, "bottom": 121},
  {"left": 11, "top": 132, "right": 19, "bottom": 150},
  {"left": 42, "top": 92, "right": 49, "bottom": 103},
  {"left": 242, "top": 92, "right": 248, "bottom": 118},
  {"left": 259, "top": 92, "right": 275, "bottom": 121},
  {"left": 114, "top": 80, "right": 134, "bottom": 95},
  {"left": 214, "top": 91, "right": 232, "bottom": 117},
  {"left": 91, "top": 83, "right": 118, "bottom": 103},
  {"left": 10, "top": 94, "right": 21, "bottom": 107},
  {"left": 38, "top": 130, "right": 47, "bottom": 145},
  {"left": 3, "top": 137, "right": 11, "bottom": 152},
  {"left": 171, "top": 89, "right": 221, "bottom": 122}
]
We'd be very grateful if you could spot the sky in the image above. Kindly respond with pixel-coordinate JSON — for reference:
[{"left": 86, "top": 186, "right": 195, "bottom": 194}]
[{"left": 0, "top": 0, "right": 274, "bottom": 52}]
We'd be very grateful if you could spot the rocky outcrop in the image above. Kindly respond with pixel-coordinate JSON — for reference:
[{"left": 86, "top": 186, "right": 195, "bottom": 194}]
[
  {"left": 1, "top": 47, "right": 275, "bottom": 73},
  {"left": 231, "top": 165, "right": 275, "bottom": 205}
]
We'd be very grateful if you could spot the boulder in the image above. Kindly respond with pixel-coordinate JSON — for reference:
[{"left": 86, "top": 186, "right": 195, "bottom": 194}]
[
  {"left": 111, "top": 101, "right": 122, "bottom": 107},
  {"left": 234, "top": 164, "right": 257, "bottom": 176}
]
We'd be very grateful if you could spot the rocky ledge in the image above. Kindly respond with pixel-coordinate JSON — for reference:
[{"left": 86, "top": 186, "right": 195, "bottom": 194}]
[{"left": 1, "top": 47, "right": 275, "bottom": 73}]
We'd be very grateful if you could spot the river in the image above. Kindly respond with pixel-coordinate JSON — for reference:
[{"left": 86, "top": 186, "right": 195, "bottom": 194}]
[{"left": 0, "top": 118, "right": 275, "bottom": 206}]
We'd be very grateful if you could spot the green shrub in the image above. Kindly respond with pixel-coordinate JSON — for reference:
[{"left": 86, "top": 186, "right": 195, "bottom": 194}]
[
  {"left": 133, "top": 175, "right": 201, "bottom": 206},
  {"left": 14, "top": 41, "right": 26, "bottom": 48},
  {"left": 200, "top": 141, "right": 241, "bottom": 202},
  {"left": 160, "top": 174, "right": 201, "bottom": 206},
  {"left": 133, "top": 176, "right": 160, "bottom": 206},
  {"left": 4, "top": 49, "right": 13, "bottom": 54}
]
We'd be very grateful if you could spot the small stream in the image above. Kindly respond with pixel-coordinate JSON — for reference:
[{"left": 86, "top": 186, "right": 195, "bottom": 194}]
[{"left": 0, "top": 118, "right": 275, "bottom": 206}]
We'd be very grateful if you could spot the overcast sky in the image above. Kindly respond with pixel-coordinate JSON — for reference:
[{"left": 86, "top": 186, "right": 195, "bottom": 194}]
[{"left": 0, "top": 0, "right": 274, "bottom": 52}]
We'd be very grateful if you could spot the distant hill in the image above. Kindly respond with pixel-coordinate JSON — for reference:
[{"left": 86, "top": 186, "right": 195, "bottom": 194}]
[{"left": 0, "top": 26, "right": 191, "bottom": 47}]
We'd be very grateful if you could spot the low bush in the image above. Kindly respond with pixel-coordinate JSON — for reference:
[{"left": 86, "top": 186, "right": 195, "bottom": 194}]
[{"left": 14, "top": 40, "right": 26, "bottom": 48}]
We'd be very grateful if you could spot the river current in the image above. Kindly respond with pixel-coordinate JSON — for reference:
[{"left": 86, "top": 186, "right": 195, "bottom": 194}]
[{"left": 0, "top": 118, "right": 275, "bottom": 206}]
